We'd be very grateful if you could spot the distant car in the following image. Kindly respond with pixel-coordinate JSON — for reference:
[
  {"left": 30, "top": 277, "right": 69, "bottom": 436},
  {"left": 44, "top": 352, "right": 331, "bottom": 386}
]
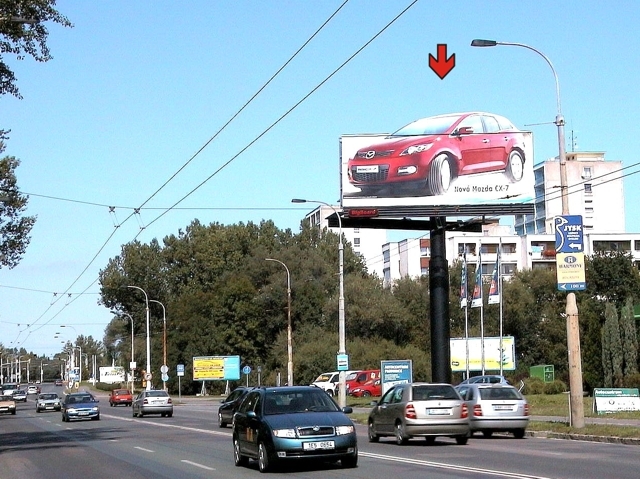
[
  {"left": 132, "top": 390, "right": 173, "bottom": 418},
  {"left": 455, "top": 383, "right": 530, "bottom": 438},
  {"left": 54, "top": 379, "right": 63, "bottom": 386},
  {"left": 61, "top": 392, "right": 100, "bottom": 421},
  {"left": 350, "top": 378, "right": 381, "bottom": 398},
  {"left": 368, "top": 382, "right": 470, "bottom": 445},
  {"left": 459, "top": 375, "right": 509, "bottom": 385},
  {"left": 12, "top": 389, "right": 27, "bottom": 402},
  {"left": 1, "top": 383, "right": 19, "bottom": 396},
  {"left": 345, "top": 369, "right": 380, "bottom": 394},
  {"left": 232, "top": 386, "right": 358, "bottom": 472},
  {"left": 218, "top": 386, "right": 251, "bottom": 428},
  {"left": 36, "top": 393, "right": 62, "bottom": 412},
  {"left": 0, "top": 395, "right": 17, "bottom": 415},
  {"left": 347, "top": 112, "right": 527, "bottom": 196},
  {"left": 27, "top": 385, "right": 41, "bottom": 395},
  {"left": 311, "top": 370, "right": 356, "bottom": 396},
  {"left": 109, "top": 388, "right": 133, "bottom": 407}
]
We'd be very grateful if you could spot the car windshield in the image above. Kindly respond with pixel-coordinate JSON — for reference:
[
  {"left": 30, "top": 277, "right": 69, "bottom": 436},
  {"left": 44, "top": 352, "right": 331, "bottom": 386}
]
[
  {"left": 479, "top": 387, "right": 522, "bottom": 400},
  {"left": 390, "top": 115, "right": 460, "bottom": 137},
  {"left": 0, "top": 396, "right": 12, "bottom": 402},
  {"left": 41, "top": 394, "right": 58, "bottom": 400},
  {"left": 412, "top": 385, "right": 459, "bottom": 401},
  {"left": 264, "top": 390, "right": 340, "bottom": 415}
]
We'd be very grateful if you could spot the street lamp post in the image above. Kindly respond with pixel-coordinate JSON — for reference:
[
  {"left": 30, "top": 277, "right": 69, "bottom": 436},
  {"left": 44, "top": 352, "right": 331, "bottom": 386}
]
[
  {"left": 40, "top": 360, "right": 49, "bottom": 384},
  {"left": 122, "top": 313, "right": 135, "bottom": 393},
  {"left": 128, "top": 285, "right": 152, "bottom": 391},
  {"left": 60, "top": 325, "right": 78, "bottom": 381},
  {"left": 471, "top": 39, "right": 585, "bottom": 428},
  {"left": 265, "top": 258, "right": 293, "bottom": 386},
  {"left": 292, "top": 198, "right": 347, "bottom": 408},
  {"left": 150, "top": 300, "right": 167, "bottom": 391}
]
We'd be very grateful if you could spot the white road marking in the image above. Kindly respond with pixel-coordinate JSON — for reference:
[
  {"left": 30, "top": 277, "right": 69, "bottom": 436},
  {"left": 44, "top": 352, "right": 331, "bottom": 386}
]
[
  {"left": 181, "top": 460, "right": 215, "bottom": 471},
  {"left": 134, "top": 446, "right": 155, "bottom": 453}
]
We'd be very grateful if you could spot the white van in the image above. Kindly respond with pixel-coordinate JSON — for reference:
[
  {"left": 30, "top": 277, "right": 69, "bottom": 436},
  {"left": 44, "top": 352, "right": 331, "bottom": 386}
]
[
  {"left": 1, "top": 383, "right": 20, "bottom": 396},
  {"left": 311, "top": 371, "right": 355, "bottom": 396}
]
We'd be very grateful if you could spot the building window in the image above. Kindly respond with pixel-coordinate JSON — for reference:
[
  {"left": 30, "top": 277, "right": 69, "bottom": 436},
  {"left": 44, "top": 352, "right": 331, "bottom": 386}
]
[
  {"left": 584, "top": 183, "right": 592, "bottom": 194},
  {"left": 582, "top": 167, "right": 592, "bottom": 179},
  {"left": 353, "top": 237, "right": 361, "bottom": 247},
  {"left": 635, "top": 240, "right": 640, "bottom": 251},
  {"left": 593, "top": 240, "right": 631, "bottom": 252},
  {"left": 501, "top": 263, "right": 517, "bottom": 275}
]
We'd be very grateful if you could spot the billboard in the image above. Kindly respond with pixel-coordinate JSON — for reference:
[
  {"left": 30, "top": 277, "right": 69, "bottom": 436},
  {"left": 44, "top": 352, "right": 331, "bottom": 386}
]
[
  {"left": 99, "top": 366, "right": 126, "bottom": 384},
  {"left": 192, "top": 355, "right": 241, "bottom": 381},
  {"left": 380, "top": 359, "right": 413, "bottom": 396},
  {"left": 340, "top": 112, "right": 535, "bottom": 218},
  {"left": 450, "top": 336, "right": 516, "bottom": 372}
]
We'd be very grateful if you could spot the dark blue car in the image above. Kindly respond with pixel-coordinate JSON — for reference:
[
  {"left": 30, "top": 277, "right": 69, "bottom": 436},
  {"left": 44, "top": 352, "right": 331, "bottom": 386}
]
[
  {"left": 232, "top": 386, "right": 358, "bottom": 472},
  {"left": 61, "top": 392, "right": 100, "bottom": 421}
]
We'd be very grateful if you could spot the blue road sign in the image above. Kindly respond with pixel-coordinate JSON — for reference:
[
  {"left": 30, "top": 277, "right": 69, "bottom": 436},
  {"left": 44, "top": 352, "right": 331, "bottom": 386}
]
[
  {"left": 555, "top": 215, "right": 584, "bottom": 253},
  {"left": 242, "top": 365, "right": 251, "bottom": 375}
]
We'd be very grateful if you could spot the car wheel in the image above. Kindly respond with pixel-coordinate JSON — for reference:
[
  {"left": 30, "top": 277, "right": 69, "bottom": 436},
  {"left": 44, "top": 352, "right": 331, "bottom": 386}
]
[
  {"left": 427, "top": 153, "right": 453, "bottom": 195},
  {"left": 92, "top": 415, "right": 100, "bottom": 421},
  {"left": 138, "top": 411, "right": 144, "bottom": 418},
  {"left": 36, "top": 408, "right": 40, "bottom": 413},
  {"left": 132, "top": 409, "right": 137, "bottom": 418},
  {"left": 258, "top": 442, "right": 271, "bottom": 473},
  {"left": 341, "top": 450, "right": 358, "bottom": 468},
  {"left": 482, "top": 430, "right": 493, "bottom": 438},
  {"left": 455, "top": 435, "right": 469, "bottom": 445},
  {"left": 425, "top": 436, "right": 436, "bottom": 445},
  {"left": 368, "top": 421, "right": 379, "bottom": 443},
  {"left": 395, "top": 422, "right": 409, "bottom": 445},
  {"left": 218, "top": 412, "right": 227, "bottom": 428},
  {"left": 362, "top": 391, "right": 371, "bottom": 397},
  {"left": 110, "top": 402, "right": 113, "bottom": 407},
  {"left": 161, "top": 413, "right": 166, "bottom": 417},
  {"left": 505, "top": 149, "right": 525, "bottom": 182},
  {"left": 11, "top": 410, "right": 16, "bottom": 415},
  {"left": 167, "top": 412, "right": 173, "bottom": 418},
  {"left": 233, "top": 437, "right": 248, "bottom": 467},
  {"left": 513, "top": 428, "right": 525, "bottom": 439}
]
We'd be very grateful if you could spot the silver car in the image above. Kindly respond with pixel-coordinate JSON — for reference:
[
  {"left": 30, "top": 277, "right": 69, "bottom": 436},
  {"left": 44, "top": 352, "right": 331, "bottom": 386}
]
[
  {"left": 36, "top": 393, "right": 61, "bottom": 412},
  {"left": 455, "top": 383, "right": 529, "bottom": 438},
  {"left": 132, "top": 390, "right": 173, "bottom": 418},
  {"left": 368, "top": 382, "right": 470, "bottom": 445}
]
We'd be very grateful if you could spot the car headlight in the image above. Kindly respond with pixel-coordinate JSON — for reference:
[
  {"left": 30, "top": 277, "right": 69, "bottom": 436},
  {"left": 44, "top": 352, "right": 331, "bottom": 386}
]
[
  {"left": 92, "top": 407, "right": 99, "bottom": 412},
  {"left": 67, "top": 408, "right": 77, "bottom": 413},
  {"left": 273, "top": 429, "right": 297, "bottom": 438},
  {"left": 400, "top": 143, "right": 433, "bottom": 156},
  {"left": 335, "top": 425, "right": 355, "bottom": 435}
]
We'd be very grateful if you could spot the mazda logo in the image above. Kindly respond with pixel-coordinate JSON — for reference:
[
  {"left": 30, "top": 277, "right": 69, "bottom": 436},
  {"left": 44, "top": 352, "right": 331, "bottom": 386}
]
[{"left": 365, "top": 151, "right": 376, "bottom": 159}]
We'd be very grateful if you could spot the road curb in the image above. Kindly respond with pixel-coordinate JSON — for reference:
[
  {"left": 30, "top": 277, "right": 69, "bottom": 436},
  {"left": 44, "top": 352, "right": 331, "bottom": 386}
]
[{"left": 527, "top": 430, "right": 640, "bottom": 445}]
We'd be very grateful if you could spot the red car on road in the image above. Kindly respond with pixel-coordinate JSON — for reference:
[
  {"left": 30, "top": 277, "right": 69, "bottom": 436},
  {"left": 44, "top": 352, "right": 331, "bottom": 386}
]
[
  {"left": 109, "top": 388, "right": 133, "bottom": 407},
  {"left": 347, "top": 112, "right": 527, "bottom": 197},
  {"left": 349, "top": 378, "right": 381, "bottom": 397}
]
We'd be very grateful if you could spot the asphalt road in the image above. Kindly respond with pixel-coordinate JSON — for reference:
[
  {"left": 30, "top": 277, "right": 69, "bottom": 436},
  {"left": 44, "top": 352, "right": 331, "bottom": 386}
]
[{"left": 1, "top": 386, "right": 639, "bottom": 479}]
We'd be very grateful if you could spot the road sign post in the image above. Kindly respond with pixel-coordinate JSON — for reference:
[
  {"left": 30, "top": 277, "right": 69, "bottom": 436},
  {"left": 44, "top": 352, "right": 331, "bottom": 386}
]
[{"left": 555, "top": 215, "right": 586, "bottom": 291}]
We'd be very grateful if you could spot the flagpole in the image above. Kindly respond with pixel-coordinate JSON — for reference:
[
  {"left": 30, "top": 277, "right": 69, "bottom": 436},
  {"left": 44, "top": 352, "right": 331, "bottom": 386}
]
[
  {"left": 479, "top": 242, "right": 485, "bottom": 375},
  {"left": 463, "top": 251, "right": 470, "bottom": 380}
]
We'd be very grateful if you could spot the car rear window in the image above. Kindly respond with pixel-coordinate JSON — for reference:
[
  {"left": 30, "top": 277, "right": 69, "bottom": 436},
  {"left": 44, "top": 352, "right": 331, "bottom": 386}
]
[
  {"left": 479, "top": 387, "right": 522, "bottom": 400},
  {"left": 412, "top": 385, "right": 459, "bottom": 401}
]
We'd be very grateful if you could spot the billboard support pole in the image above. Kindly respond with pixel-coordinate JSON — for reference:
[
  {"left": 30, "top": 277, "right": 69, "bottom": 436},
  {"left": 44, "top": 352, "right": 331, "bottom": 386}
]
[{"left": 430, "top": 217, "right": 451, "bottom": 383}]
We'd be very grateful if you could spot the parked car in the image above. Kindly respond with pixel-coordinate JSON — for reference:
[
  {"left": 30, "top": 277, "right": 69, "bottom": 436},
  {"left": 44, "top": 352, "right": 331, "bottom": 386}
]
[
  {"left": 350, "top": 378, "right": 382, "bottom": 398},
  {"left": 12, "top": 389, "right": 27, "bottom": 402},
  {"left": 61, "top": 392, "right": 100, "bottom": 421},
  {"left": 109, "top": 388, "right": 133, "bottom": 407},
  {"left": 345, "top": 369, "right": 380, "bottom": 394},
  {"left": 311, "top": 371, "right": 355, "bottom": 396},
  {"left": 132, "top": 390, "right": 173, "bottom": 418},
  {"left": 347, "top": 112, "right": 527, "bottom": 196},
  {"left": 36, "top": 393, "right": 62, "bottom": 412},
  {"left": 368, "top": 382, "right": 470, "bottom": 445},
  {"left": 218, "top": 386, "right": 251, "bottom": 428},
  {"left": 232, "top": 386, "right": 358, "bottom": 472},
  {"left": 455, "top": 383, "right": 530, "bottom": 438},
  {"left": 0, "top": 395, "right": 17, "bottom": 415},
  {"left": 27, "top": 385, "right": 41, "bottom": 395},
  {"left": 459, "top": 375, "right": 510, "bottom": 385}
]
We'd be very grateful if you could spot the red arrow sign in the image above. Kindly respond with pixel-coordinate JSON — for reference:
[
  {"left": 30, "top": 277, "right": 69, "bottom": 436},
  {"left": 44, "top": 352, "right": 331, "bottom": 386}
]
[{"left": 429, "top": 44, "right": 455, "bottom": 79}]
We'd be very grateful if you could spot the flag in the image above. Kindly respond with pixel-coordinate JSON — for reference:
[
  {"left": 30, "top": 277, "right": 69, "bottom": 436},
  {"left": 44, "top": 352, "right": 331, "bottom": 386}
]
[
  {"left": 471, "top": 251, "right": 482, "bottom": 308},
  {"left": 460, "top": 254, "right": 468, "bottom": 308},
  {"left": 488, "top": 246, "right": 500, "bottom": 305}
]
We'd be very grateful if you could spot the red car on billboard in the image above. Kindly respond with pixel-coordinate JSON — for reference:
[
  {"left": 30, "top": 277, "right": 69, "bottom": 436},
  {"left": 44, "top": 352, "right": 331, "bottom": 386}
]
[{"left": 347, "top": 112, "right": 527, "bottom": 197}]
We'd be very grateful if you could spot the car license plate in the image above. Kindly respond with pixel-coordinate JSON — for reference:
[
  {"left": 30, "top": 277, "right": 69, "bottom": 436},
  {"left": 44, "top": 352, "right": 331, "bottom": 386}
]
[
  {"left": 493, "top": 405, "right": 514, "bottom": 411},
  {"left": 427, "top": 408, "right": 451, "bottom": 415},
  {"left": 45, "top": 406, "right": 53, "bottom": 409},
  {"left": 356, "top": 165, "right": 379, "bottom": 173},
  {"left": 303, "top": 441, "right": 335, "bottom": 451},
  {"left": 78, "top": 411, "right": 89, "bottom": 415}
]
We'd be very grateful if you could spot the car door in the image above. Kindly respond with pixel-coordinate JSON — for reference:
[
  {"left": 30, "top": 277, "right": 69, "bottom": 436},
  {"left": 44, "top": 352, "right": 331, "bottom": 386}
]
[
  {"left": 235, "top": 391, "right": 262, "bottom": 456},
  {"left": 372, "top": 386, "right": 396, "bottom": 434},
  {"left": 454, "top": 114, "right": 490, "bottom": 173}
]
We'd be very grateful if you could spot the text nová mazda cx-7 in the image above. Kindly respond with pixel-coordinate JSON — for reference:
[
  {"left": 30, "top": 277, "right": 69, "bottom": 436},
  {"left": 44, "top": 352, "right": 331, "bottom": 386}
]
[{"left": 347, "top": 112, "right": 527, "bottom": 196}]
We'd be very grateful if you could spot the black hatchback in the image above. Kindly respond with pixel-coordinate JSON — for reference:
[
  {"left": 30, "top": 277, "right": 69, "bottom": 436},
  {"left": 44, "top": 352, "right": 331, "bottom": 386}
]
[{"left": 218, "top": 386, "right": 251, "bottom": 428}]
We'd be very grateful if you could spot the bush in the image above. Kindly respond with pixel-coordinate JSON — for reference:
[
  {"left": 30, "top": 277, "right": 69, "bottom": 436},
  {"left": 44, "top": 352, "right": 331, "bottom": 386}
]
[
  {"left": 523, "top": 377, "right": 545, "bottom": 395},
  {"left": 95, "top": 382, "right": 122, "bottom": 391},
  {"left": 543, "top": 380, "right": 567, "bottom": 394},
  {"left": 622, "top": 373, "right": 640, "bottom": 388}
]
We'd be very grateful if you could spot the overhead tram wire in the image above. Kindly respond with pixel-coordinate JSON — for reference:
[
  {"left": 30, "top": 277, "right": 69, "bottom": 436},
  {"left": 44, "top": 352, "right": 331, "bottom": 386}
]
[
  {"left": 11, "top": 0, "right": 374, "bottom": 350},
  {"left": 134, "top": 0, "right": 420, "bottom": 237}
]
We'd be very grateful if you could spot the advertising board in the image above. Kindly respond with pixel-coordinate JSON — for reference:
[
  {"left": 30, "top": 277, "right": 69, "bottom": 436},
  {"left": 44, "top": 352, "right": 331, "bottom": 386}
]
[
  {"left": 380, "top": 359, "right": 413, "bottom": 396},
  {"left": 192, "top": 355, "right": 241, "bottom": 381},
  {"left": 340, "top": 112, "right": 535, "bottom": 218},
  {"left": 99, "top": 366, "right": 126, "bottom": 384},
  {"left": 450, "top": 336, "right": 515, "bottom": 372}
]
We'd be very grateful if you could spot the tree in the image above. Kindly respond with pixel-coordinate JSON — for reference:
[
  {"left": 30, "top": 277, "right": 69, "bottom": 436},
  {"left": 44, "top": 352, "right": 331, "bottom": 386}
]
[
  {"left": 0, "top": 1, "right": 72, "bottom": 99},
  {"left": 620, "top": 298, "right": 638, "bottom": 377},
  {"left": 0, "top": 140, "right": 35, "bottom": 269},
  {"left": 602, "top": 302, "right": 624, "bottom": 387}
]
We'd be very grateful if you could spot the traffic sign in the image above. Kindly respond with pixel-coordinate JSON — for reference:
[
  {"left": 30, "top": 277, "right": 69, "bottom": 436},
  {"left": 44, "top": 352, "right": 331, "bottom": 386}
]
[
  {"left": 555, "top": 215, "right": 584, "bottom": 253},
  {"left": 161, "top": 373, "right": 169, "bottom": 382},
  {"left": 177, "top": 364, "right": 185, "bottom": 377},
  {"left": 160, "top": 364, "right": 169, "bottom": 374},
  {"left": 145, "top": 373, "right": 152, "bottom": 381},
  {"left": 242, "top": 365, "right": 251, "bottom": 375}
]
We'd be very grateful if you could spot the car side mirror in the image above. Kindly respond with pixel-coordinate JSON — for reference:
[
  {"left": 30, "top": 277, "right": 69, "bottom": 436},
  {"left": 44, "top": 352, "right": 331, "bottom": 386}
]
[
  {"left": 370, "top": 400, "right": 378, "bottom": 407},
  {"left": 455, "top": 126, "right": 474, "bottom": 136},
  {"left": 342, "top": 406, "right": 353, "bottom": 414},
  {"left": 246, "top": 411, "right": 256, "bottom": 418}
]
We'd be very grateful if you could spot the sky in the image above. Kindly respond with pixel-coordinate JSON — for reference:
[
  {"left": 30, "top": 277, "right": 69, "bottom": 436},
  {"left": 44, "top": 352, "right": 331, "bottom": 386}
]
[{"left": 1, "top": 0, "right": 640, "bottom": 357}]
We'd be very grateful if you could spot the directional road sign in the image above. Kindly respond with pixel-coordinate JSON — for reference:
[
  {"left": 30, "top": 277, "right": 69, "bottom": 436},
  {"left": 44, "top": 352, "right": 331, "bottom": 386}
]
[{"left": 555, "top": 215, "right": 586, "bottom": 291}]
